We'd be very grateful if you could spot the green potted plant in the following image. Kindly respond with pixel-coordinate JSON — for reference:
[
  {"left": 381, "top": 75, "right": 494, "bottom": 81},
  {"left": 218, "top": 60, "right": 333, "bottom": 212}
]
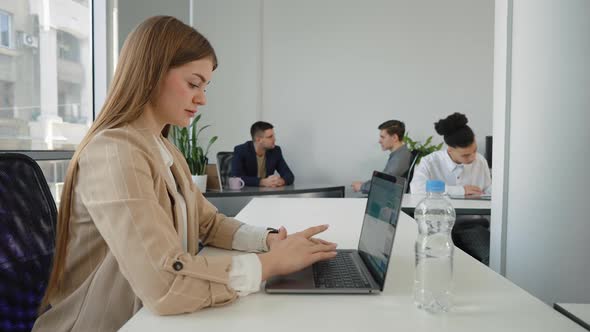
[
  {"left": 171, "top": 114, "right": 218, "bottom": 192},
  {"left": 404, "top": 133, "right": 443, "bottom": 164}
]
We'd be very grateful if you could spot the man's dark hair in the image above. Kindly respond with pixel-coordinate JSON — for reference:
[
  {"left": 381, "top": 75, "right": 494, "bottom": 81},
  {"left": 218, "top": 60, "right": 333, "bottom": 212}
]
[
  {"left": 250, "top": 121, "right": 274, "bottom": 139},
  {"left": 378, "top": 120, "right": 405, "bottom": 141},
  {"left": 434, "top": 112, "right": 475, "bottom": 148}
]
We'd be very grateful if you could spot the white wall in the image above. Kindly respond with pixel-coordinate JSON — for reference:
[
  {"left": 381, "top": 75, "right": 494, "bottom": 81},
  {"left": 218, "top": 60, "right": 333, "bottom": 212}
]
[
  {"left": 493, "top": 0, "right": 590, "bottom": 304},
  {"left": 192, "top": 0, "right": 262, "bottom": 159},
  {"left": 195, "top": 0, "right": 494, "bottom": 186},
  {"left": 117, "top": 0, "right": 190, "bottom": 52}
]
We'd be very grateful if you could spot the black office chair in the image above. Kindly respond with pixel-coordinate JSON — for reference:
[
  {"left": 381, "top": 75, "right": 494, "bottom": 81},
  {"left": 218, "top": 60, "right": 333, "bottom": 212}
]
[
  {"left": 216, "top": 152, "right": 233, "bottom": 188},
  {"left": 452, "top": 220, "right": 490, "bottom": 265},
  {"left": 402, "top": 150, "right": 420, "bottom": 193},
  {"left": 0, "top": 153, "right": 57, "bottom": 332}
]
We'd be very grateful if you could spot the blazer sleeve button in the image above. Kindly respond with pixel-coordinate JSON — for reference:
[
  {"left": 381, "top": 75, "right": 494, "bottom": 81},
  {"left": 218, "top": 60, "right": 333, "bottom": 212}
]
[{"left": 173, "top": 261, "right": 184, "bottom": 271}]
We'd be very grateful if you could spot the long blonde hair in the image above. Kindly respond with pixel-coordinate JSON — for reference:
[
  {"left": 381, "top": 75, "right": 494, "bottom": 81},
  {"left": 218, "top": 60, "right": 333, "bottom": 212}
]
[{"left": 40, "top": 16, "right": 218, "bottom": 311}]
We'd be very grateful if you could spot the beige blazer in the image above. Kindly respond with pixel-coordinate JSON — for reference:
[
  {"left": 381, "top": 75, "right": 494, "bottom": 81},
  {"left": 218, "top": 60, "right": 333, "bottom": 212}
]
[{"left": 33, "top": 118, "right": 243, "bottom": 332}]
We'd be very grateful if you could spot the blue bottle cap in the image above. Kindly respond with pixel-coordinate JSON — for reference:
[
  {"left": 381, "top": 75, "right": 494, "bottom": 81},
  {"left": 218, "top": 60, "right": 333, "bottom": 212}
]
[{"left": 426, "top": 180, "right": 445, "bottom": 193}]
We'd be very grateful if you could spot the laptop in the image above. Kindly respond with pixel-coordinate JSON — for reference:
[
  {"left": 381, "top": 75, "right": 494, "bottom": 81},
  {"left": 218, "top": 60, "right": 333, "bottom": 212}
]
[
  {"left": 205, "top": 164, "right": 222, "bottom": 191},
  {"left": 265, "top": 171, "right": 405, "bottom": 294}
]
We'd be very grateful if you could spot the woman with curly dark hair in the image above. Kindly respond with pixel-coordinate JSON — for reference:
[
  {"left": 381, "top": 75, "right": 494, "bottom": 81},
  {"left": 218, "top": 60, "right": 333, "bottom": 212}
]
[{"left": 410, "top": 112, "right": 491, "bottom": 195}]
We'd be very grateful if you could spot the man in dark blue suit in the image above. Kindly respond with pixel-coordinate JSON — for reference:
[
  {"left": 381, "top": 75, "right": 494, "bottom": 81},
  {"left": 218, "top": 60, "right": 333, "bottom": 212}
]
[{"left": 231, "top": 121, "right": 295, "bottom": 187}]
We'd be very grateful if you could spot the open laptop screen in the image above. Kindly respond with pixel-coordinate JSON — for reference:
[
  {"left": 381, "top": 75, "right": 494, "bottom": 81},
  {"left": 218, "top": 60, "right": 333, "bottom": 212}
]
[{"left": 357, "top": 172, "right": 403, "bottom": 289}]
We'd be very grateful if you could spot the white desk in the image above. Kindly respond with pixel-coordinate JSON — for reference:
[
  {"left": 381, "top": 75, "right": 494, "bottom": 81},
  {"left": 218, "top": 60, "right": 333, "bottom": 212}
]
[
  {"left": 120, "top": 198, "right": 583, "bottom": 332},
  {"left": 555, "top": 303, "right": 590, "bottom": 330},
  {"left": 402, "top": 193, "right": 491, "bottom": 215}
]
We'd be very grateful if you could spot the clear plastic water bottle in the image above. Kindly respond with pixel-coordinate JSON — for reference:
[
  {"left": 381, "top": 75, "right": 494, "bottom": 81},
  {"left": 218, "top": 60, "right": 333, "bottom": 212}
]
[{"left": 413, "top": 180, "right": 456, "bottom": 313}]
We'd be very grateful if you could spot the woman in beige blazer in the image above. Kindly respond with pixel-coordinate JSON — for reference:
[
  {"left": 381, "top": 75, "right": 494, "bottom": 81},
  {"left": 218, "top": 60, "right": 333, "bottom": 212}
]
[{"left": 33, "top": 16, "right": 337, "bottom": 332}]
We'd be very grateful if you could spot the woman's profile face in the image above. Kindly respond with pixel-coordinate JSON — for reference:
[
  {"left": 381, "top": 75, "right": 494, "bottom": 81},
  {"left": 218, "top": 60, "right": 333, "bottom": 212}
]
[{"left": 153, "top": 58, "right": 214, "bottom": 127}]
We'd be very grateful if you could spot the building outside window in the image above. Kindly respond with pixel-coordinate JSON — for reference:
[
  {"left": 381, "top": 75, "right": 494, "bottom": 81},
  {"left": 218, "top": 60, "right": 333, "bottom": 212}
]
[
  {"left": 58, "top": 30, "right": 80, "bottom": 62},
  {"left": 0, "top": 10, "right": 11, "bottom": 48},
  {"left": 0, "top": 0, "right": 94, "bottom": 203}
]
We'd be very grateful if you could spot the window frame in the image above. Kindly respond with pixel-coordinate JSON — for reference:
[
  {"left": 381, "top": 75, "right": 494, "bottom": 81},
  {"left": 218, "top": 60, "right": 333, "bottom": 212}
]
[
  {"left": 0, "top": 9, "right": 12, "bottom": 49},
  {"left": 9, "top": 150, "right": 73, "bottom": 161}
]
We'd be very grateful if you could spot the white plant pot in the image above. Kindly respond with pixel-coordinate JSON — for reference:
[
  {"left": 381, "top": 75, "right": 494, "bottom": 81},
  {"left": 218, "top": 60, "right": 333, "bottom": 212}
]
[{"left": 192, "top": 174, "right": 207, "bottom": 192}]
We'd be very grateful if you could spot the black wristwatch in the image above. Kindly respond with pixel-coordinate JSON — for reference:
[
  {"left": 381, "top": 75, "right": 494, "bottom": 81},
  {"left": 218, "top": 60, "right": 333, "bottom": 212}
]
[{"left": 266, "top": 227, "right": 279, "bottom": 234}]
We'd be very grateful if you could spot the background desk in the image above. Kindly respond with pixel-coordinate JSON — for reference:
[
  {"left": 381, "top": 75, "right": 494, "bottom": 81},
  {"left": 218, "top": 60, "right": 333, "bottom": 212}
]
[
  {"left": 402, "top": 193, "right": 491, "bottom": 216},
  {"left": 204, "top": 184, "right": 344, "bottom": 216},
  {"left": 554, "top": 303, "right": 590, "bottom": 330},
  {"left": 121, "top": 198, "right": 583, "bottom": 332}
]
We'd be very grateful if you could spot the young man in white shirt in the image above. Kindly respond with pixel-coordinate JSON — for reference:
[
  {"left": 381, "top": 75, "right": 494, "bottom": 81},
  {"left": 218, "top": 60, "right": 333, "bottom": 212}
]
[{"left": 410, "top": 113, "right": 491, "bottom": 196}]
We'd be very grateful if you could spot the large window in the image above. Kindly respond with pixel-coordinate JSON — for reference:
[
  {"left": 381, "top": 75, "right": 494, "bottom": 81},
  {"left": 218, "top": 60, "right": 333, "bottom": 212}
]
[
  {"left": 0, "top": 1, "right": 94, "bottom": 203},
  {"left": 0, "top": 1, "right": 92, "bottom": 151}
]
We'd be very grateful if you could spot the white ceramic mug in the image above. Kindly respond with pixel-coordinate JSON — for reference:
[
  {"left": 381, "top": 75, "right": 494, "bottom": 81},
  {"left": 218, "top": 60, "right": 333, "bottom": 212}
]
[{"left": 228, "top": 177, "right": 245, "bottom": 190}]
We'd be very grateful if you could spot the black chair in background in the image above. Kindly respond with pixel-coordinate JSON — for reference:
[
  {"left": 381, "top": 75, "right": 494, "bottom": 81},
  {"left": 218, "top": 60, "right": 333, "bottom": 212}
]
[
  {"left": 452, "top": 136, "right": 492, "bottom": 265},
  {"left": 452, "top": 221, "right": 490, "bottom": 265},
  {"left": 485, "top": 135, "right": 493, "bottom": 169},
  {"left": 0, "top": 153, "right": 57, "bottom": 332},
  {"left": 216, "top": 152, "right": 233, "bottom": 188},
  {"left": 402, "top": 150, "right": 420, "bottom": 193}
]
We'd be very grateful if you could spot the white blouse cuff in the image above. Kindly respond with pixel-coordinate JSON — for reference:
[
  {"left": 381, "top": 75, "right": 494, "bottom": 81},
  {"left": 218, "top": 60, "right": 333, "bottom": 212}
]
[
  {"left": 228, "top": 253, "right": 262, "bottom": 296},
  {"left": 232, "top": 224, "right": 271, "bottom": 252}
]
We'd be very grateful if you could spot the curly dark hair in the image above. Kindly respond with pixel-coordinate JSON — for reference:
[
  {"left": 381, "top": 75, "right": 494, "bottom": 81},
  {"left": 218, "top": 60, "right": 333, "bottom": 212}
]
[{"left": 434, "top": 113, "right": 474, "bottom": 148}]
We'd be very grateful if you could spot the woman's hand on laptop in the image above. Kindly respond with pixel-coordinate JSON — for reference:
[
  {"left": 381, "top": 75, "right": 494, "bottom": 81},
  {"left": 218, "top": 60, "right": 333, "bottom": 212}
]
[
  {"left": 257, "top": 225, "right": 337, "bottom": 281},
  {"left": 266, "top": 226, "right": 288, "bottom": 249},
  {"left": 266, "top": 226, "right": 334, "bottom": 250}
]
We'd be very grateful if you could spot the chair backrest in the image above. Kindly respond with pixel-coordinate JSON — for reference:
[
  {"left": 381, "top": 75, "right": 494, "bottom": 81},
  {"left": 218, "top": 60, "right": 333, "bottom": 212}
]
[
  {"left": 0, "top": 153, "right": 57, "bottom": 332},
  {"left": 485, "top": 135, "right": 493, "bottom": 169},
  {"left": 403, "top": 150, "right": 420, "bottom": 193},
  {"left": 216, "top": 152, "right": 233, "bottom": 188}
]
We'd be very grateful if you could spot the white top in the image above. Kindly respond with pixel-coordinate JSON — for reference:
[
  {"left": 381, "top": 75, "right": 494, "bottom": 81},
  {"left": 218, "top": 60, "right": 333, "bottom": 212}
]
[
  {"left": 155, "top": 136, "right": 266, "bottom": 296},
  {"left": 120, "top": 198, "right": 584, "bottom": 332},
  {"left": 410, "top": 149, "right": 492, "bottom": 195}
]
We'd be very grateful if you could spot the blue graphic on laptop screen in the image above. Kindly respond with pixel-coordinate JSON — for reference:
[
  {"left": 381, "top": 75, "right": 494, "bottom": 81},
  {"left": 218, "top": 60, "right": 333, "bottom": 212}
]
[{"left": 357, "top": 175, "right": 402, "bottom": 284}]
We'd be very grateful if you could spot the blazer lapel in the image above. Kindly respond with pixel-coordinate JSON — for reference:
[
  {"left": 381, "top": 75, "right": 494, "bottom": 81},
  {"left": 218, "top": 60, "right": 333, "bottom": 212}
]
[
  {"left": 265, "top": 149, "right": 273, "bottom": 178},
  {"left": 129, "top": 124, "right": 181, "bottom": 233},
  {"left": 161, "top": 168, "right": 182, "bottom": 235},
  {"left": 163, "top": 137, "right": 199, "bottom": 255},
  {"left": 247, "top": 141, "right": 259, "bottom": 176}
]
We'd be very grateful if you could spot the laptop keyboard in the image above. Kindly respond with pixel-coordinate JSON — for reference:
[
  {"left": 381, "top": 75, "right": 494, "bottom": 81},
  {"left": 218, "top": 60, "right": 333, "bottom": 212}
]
[{"left": 312, "top": 252, "right": 372, "bottom": 289}]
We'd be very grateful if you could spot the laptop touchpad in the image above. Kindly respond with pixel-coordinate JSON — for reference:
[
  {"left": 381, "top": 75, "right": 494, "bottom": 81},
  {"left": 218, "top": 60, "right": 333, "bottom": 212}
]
[{"left": 266, "top": 266, "right": 315, "bottom": 290}]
